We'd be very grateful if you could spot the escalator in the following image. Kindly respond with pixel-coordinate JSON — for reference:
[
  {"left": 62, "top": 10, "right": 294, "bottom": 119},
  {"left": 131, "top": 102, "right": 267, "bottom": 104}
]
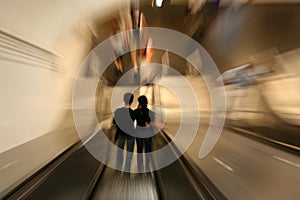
[{"left": 4, "top": 129, "right": 226, "bottom": 200}]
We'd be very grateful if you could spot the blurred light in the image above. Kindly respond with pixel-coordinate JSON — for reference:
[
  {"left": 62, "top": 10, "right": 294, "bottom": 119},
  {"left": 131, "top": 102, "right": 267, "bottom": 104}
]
[{"left": 156, "top": 0, "right": 163, "bottom": 7}]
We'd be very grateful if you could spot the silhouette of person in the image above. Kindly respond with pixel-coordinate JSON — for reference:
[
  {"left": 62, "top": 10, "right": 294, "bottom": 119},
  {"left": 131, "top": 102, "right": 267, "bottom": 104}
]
[
  {"left": 113, "top": 93, "right": 136, "bottom": 172},
  {"left": 134, "top": 95, "right": 155, "bottom": 172}
]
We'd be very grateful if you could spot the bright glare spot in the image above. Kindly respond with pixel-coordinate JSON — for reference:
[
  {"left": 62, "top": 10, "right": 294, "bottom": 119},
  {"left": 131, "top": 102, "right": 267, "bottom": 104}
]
[{"left": 156, "top": 0, "right": 163, "bottom": 7}]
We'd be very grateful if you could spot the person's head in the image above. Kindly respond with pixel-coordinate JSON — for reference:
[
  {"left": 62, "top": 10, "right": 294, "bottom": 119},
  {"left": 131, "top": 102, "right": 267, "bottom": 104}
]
[
  {"left": 138, "top": 95, "right": 148, "bottom": 108},
  {"left": 123, "top": 93, "right": 134, "bottom": 105}
]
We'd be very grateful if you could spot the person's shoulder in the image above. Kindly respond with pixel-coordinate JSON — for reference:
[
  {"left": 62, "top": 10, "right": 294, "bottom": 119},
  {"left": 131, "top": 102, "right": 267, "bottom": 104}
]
[
  {"left": 115, "top": 107, "right": 124, "bottom": 113},
  {"left": 115, "top": 107, "right": 122, "bottom": 112},
  {"left": 134, "top": 108, "right": 141, "bottom": 116}
]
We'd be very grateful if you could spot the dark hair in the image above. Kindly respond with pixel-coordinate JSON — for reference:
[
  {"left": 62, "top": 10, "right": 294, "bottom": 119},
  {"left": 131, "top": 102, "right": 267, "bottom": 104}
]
[
  {"left": 138, "top": 95, "right": 148, "bottom": 108},
  {"left": 123, "top": 93, "right": 134, "bottom": 105}
]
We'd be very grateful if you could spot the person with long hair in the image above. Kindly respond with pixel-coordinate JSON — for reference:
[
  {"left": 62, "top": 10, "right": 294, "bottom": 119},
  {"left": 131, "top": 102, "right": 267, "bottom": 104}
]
[{"left": 134, "top": 95, "right": 154, "bottom": 172}]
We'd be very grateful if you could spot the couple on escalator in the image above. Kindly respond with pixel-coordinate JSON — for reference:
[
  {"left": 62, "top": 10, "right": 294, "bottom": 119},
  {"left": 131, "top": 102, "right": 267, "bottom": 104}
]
[{"left": 113, "top": 93, "right": 155, "bottom": 173}]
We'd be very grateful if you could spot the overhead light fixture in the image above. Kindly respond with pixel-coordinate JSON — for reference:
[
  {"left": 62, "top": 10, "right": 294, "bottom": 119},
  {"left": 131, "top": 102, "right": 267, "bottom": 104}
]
[{"left": 156, "top": 0, "right": 163, "bottom": 7}]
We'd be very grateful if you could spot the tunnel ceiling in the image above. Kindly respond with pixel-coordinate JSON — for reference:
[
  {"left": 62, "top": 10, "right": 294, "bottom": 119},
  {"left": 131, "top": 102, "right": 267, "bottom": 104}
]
[
  {"left": 89, "top": 1, "right": 300, "bottom": 85},
  {"left": 92, "top": 2, "right": 197, "bottom": 86}
]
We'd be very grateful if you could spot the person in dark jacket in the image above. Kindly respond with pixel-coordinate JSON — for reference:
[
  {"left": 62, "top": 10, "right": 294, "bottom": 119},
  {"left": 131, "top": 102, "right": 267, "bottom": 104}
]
[
  {"left": 113, "top": 93, "right": 135, "bottom": 172},
  {"left": 134, "top": 95, "right": 155, "bottom": 172}
]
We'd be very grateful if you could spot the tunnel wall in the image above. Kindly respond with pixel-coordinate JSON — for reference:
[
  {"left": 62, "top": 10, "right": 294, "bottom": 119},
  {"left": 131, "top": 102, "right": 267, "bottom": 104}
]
[
  {"left": 201, "top": 4, "right": 300, "bottom": 72},
  {"left": 0, "top": 26, "right": 95, "bottom": 197},
  {"left": 0, "top": 0, "right": 125, "bottom": 196}
]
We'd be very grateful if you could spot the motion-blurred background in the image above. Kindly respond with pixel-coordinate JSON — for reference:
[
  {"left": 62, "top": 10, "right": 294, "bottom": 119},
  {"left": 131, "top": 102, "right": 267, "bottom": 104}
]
[{"left": 0, "top": 0, "right": 300, "bottom": 199}]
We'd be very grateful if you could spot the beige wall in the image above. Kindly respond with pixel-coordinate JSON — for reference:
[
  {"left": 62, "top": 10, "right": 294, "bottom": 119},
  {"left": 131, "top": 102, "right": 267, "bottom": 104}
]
[{"left": 0, "top": 0, "right": 126, "bottom": 197}]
